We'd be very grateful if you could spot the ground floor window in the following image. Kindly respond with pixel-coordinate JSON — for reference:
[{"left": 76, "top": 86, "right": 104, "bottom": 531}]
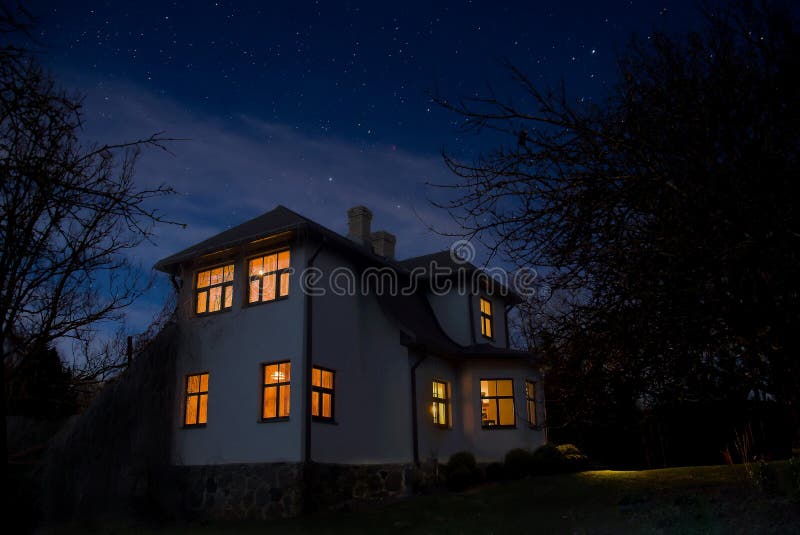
[
  {"left": 184, "top": 372, "right": 209, "bottom": 426},
  {"left": 311, "top": 366, "right": 335, "bottom": 421},
  {"left": 262, "top": 361, "right": 291, "bottom": 420},
  {"left": 432, "top": 380, "right": 449, "bottom": 427},
  {"left": 480, "top": 378, "right": 515, "bottom": 427}
]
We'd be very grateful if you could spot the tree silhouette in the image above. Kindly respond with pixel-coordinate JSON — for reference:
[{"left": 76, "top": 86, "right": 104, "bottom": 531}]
[
  {"left": 435, "top": 1, "right": 799, "bottom": 435},
  {"left": 0, "top": 5, "right": 178, "bottom": 475}
]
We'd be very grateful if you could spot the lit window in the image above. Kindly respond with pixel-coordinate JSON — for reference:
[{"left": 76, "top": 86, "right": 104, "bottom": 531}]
[
  {"left": 525, "top": 380, "right": 536, "bottom": 426},
  {"left": 262, "top": 361, "right": 291, "bottom": 420},
  {"left": 248, "top": 250, "right": 290, "bottom": 304},
  {"left": 311, "top": 366, "right": 335, "bottom": 421},
  {"left": 480, "top": 379, "right": 515, "bottom": 427},
  {"left": 480, "top": 297, "right": 493, "bottom": 339},
  {"left": 184, "top": 373, "right": 209, "bottom": 427},
  {"left": 432, "top": 380, "right": 449, "bottom": 427},
  {"left": 196, "top": 264, "right": 234, "bottom": 314}
]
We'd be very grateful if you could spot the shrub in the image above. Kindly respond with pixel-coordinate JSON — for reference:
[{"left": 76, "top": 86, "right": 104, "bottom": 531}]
[
  {"left": 556, "top": 443, "right": 590, "bottom": 472},
  {"left": 484, "top": 462, "right": 506, "bottom": 482},
  {"left": 445, "top": 451, "right": 480, "bottom": 491},
  {"left": 504, "top": 448, "right": 535, "bottom": 479},
  {"left": 531, "top": 444, "right": 565, "bottom": 475}
]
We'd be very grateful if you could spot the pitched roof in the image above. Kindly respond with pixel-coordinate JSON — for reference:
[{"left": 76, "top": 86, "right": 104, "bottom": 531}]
[{"left": 154, "top": 205, "right": 404, "bottom": 274}]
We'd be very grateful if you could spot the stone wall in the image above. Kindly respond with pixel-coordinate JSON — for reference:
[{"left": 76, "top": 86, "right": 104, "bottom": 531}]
[{"left": 179, "top": 461, "right": 440, "bottom": 520}]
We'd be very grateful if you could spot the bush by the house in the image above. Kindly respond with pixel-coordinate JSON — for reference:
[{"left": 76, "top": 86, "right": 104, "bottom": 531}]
[
  {"left": 556, "top": 443, "right": 590, "bottom": 472},
  {"left": 504, "top": 448, "right": 535, "bottom": 479},
  {"left": 529, "top": 443, "right": 590, "bottom": 475},
  {"left": 484, "top": 462, "right": 506, "bottom": 482},
  {"left": 445, "top": 451, "right": 481, "bottom": 491}
]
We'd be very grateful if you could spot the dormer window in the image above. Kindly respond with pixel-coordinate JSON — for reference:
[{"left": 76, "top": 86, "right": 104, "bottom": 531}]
[
  {"left": 479, "top": 297, "right": 493, "bottom": 339},
  {"left": 248, "top": 250, "right": 291, "bottom": 304},
  {"left": 196, "top": 264, "right": 234, "bottom": 315}
]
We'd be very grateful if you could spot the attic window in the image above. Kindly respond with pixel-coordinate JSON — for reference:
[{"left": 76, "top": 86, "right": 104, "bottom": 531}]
[
  {"left": 480, "top": 379, "right": 515, "bottom": 428},
  {"left": 196, "top": 264, "right": 234, "bottom": 314},
  {"left": 262, "top": 361, "right": 291, "bottom": 420},
  {"left": 249, "top": 250, "right": 290, "bottom": 304},
  {"left": 479, "top": 297, "right": 493, "bottom": 339},
  {"left": 311, "top": 366, "right": 335, "bottom": 421},
  {"left": 432, "top": 380, "right": 449, "bottom": 427},
  {"left": 184, "top": 373, "right": 209, "bottom": 427}
]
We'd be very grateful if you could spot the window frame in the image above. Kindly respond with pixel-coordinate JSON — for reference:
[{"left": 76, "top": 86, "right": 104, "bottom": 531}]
[
  {"left": 194, "top": 262, "right": 235, "bottom": 316},
  {"left": 311, "top": 365, "right": 336, "bottom": 423},
  {"left": 479, "top": 297, "right": 494, "bottom": 340},
  {"left": 261, "top": 360, "right": 291, "bottom": 422},
  {"left": 479, "top": 378, "right": 516, "bottom": 429},
  {"left": 246, "top": 248, "right": 292, "bottom": 307},
  {"left": 183, "top": 372, "right": 209, "bottom": 428},
  {"left": 432, "top": 379, "right": 450, "bottom": 429},
  {"left": 525, "top": 380, "right": 537, "bottom": 426}
]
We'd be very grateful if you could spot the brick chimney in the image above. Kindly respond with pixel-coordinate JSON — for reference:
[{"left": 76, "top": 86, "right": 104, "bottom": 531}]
[
  {"left": 347, "top": 205, "right": 373, "bottom": 245},
  {"left": 370, "top": 230, "right": 396, "bottom": 259}
]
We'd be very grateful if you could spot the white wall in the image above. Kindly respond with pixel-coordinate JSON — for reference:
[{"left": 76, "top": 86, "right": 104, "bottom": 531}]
[
  {"left": 309, "top": 247, "right": 413, "bottom": 464},
  {"left": 172, "top": 243, "right": 308, "bottom": 465},
  {"left": 457, "top": 359, "right": 545, "bottom": 461}
]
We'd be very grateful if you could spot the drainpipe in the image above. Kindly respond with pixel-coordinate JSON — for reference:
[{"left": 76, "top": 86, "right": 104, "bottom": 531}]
[
  {"left": 410, "top": 353, "right": 428, "bottom": 465},
  {"left": 303, "top": 239, "right": 324, "bottom": 512},
  {"left": 504, "top": 304, "right": 513, "bottom": 349}
]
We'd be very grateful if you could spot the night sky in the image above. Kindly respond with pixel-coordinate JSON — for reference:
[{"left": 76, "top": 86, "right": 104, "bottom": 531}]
[{"left": 27, "top": 0, "right": 702, "bottom": 333}]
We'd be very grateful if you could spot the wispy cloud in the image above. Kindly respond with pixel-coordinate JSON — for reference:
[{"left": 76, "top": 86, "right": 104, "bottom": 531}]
[{"left": 68, "top": 77, "right": 464, "bottom": 331}]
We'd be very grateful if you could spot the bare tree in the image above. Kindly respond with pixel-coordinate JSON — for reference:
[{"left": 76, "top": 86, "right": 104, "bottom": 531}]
[
  {"left": 0, "top": 6, "right": 178, "bottom": 475},
  {"left": 433, "top": 1, "right": 799, "bottom": 428}
]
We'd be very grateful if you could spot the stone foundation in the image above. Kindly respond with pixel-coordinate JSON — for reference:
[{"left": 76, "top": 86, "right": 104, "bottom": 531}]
[{"left": 178, "top": 461, "right": 439, "bottom": 520}]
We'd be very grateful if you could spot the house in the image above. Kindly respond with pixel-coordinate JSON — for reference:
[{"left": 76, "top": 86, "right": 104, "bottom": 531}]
[{"left": 154, "top": 204, "right": 545, "bottom": 517}]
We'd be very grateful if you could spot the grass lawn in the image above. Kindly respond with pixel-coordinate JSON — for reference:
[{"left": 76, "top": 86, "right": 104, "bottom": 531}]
[{"left": 61, "top": 462, "right": 800, "bottom": 534}]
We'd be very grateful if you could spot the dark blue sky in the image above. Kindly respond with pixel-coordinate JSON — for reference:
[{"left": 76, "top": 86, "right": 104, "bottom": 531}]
[{"left": 27, "top": 0, "right": 702, "bottom": 332}]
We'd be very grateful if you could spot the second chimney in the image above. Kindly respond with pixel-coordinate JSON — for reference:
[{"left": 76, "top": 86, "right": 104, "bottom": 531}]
[
  {"left": 347, "top": 205, "right": 373, "bottom": 245},
  {"left": 370, "top": 230, "right": 396, "bottom": 259}
]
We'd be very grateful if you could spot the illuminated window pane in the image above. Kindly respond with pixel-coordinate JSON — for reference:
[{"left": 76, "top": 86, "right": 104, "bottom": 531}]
[
  {"left": 198, "top": 394, "right": 208, "bottom": 424},
  {"left": 249, "top": 279, "right": 260, "bottom": 303},
  {"left": 277, "top": 250, "right": 290, "bottom": 270},
  {"left": 322, "top": 393, "right": 332, "bottom": 418},
  {"left": 312, "top": 392, "right": 320, "bottom": 416},
  {"left": 312, "top": 368, "right": 321, "bottom": 387},
  {"left": 187, "top": 375, "right": 200, "bottom": 394},
  {"left": 279, "top": 385, "right": 290, "bottom": 417},
  {"left": 279, "top": 272, "right": 290, "bottom": 297},
  {"left": 224, "top": 285, "right": 233, "bottom": 308},
  {"left": 196, "top": 291, "right": 208, "bottom": 314},
  {"left": 321, "top": 370, "right": 333, "bottom": 389},
  {"left": 265, "top": 364, "right": 279, "bottom": 384},
  {"left": 208, "top": 286, "right": 222, "bottom": 312},
  {"left": 262, "top": 274, "right": 276, "bottom": 301},
  {"left": 197, "top": 271, "right": 210, "bottom": 289},
  {"left": 279, "top": 362, "right": 291, "bottom": 383},
  {"left": 199, "top": 373, "right": 208, "bottom": 392},
  {"left": 223, "top": 264, "right": 234, "bottom": 282},
  {"left": 210, "top": 267, "right": 223, "bottom": 285},
  {"left": 249, "top": 251, "right": 290, "bottom": 303},
  {"left": 498, "top": 398, "right": 514, "bottom": 425},
  {"left": 249, "top": 257, "right": 263, "bottom": 277},
  {"left": 437, "top": 402, "right": 446, "bottom": 425},
  {"left": 497, "top": 380, "right": 513, "bottom": 396},
  {"left": 482, "top": 399, "right": 498, "bottom": 426},
  {"left": 263, "top": 386, "right": 277, "bottom": 419},
  {"left": 481, "top": 380, "right": 496, "bottom": 397},
  {"left": 432, "top": 380, "right": 449, "bottom": 427},
  {"left": 185, "top": 396, "right": 198, "bottom": 425}
]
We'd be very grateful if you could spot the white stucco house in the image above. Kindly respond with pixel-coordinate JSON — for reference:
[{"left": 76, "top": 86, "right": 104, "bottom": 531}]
[{"left": 154, "top": 204, "right": 545, "bottom": 497}]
